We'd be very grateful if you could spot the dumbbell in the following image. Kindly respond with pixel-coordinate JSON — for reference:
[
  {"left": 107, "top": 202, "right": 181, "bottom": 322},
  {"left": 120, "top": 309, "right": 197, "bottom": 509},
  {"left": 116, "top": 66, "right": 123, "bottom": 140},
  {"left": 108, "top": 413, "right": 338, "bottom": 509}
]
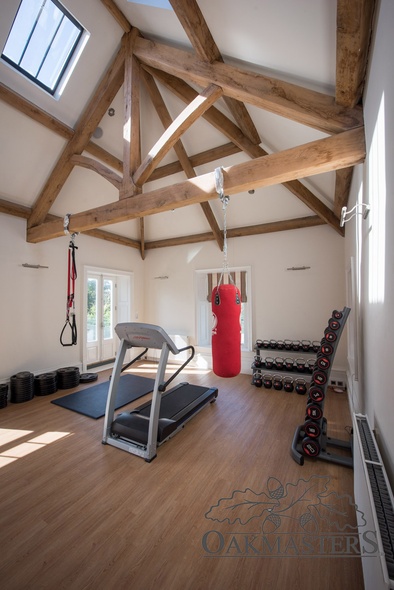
[
  {"left": 303, "top": 420, "right": 322, "bottom": 439},
  {"left": 312, "top": 340, "right": 320, "bottom": 353},
  {"left": 332, "top": 310, "right": 343, "bottom": 320},
  {"left": 273, "top": 375, "right": 283, "bottom": 391},
  {"left": 316, "top": 356, "right": 331, "bottom": 371},
  {"left": 295, "top": 378, "right": 307, "bottom": 395},
  {"left": 283, "top": 376, "right": 294, "bottom": 392},
  {"left": 306, "top": 359, "right": 316, "bottom": 373},
  {"left": 320, "top": 342, "right": 333, "bottom": 356},
  {"left": 265, "top": 357, "right": 275, "bottom": 370},
  {"left": 308, "top": 385, "right": 325, "bottom": 403},
  {"left": 302, "top": 437, "right": 321, "bottom": 457},
  {"left": 252, "top": 371, "right": 263, "bottom": 387},
  {"left": 305, "top": 402, "right": 324, "bottom": 421},
  {"left": 311, "top": 370, "right": 328, "bottom": 387},
  {"left": 328, "top": 318, "right": 341, "bottom": 331},
  {"left": 253, "top": 355, "right": 264, "bottom": 368},
  {"left": 323, "top": 329, "right": 337, "bottom": 343},
  {"left": 285, "top": 358, "right": 295, "bottom": 371}
]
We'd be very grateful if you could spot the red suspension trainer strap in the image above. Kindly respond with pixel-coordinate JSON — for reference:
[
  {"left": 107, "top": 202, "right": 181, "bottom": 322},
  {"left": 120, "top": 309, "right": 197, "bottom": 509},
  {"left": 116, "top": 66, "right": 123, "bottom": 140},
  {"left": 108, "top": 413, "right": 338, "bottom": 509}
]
[{"left": 60, "top": 216, "right": 78, "bottom": 346}]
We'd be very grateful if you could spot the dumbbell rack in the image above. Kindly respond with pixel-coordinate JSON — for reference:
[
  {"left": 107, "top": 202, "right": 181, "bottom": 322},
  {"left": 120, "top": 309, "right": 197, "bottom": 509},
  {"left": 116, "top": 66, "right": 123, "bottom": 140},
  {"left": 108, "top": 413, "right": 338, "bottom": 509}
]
[
  {"left": 251, "top": 339, "right": 319, "bottom": 393},
  {"left": 290, "top": 307, "right": 353, "bottom": 468}
]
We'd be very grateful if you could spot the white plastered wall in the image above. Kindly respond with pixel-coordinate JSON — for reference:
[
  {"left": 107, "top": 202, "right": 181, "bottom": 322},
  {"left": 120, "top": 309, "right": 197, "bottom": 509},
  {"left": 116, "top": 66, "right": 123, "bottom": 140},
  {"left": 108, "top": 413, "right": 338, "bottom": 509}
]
[{"left": 344, "top": 0, "right": 394, "bottom": 485}]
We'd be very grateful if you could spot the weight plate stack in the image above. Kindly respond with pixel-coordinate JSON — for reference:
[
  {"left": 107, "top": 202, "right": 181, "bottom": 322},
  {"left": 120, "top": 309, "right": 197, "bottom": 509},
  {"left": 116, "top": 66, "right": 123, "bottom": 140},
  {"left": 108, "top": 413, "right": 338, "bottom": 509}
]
[
  {"left": 10, "top": 371, "right": 35, "bottom": 403},
  {"left": 34, "top": 372, "right": 58, "bottom": 396},
  {"left": 56, "top": 367, "right": 80, "bottom": 389},
  {"left": 0, "top": 383, "right": 8, "bottom": 409}
]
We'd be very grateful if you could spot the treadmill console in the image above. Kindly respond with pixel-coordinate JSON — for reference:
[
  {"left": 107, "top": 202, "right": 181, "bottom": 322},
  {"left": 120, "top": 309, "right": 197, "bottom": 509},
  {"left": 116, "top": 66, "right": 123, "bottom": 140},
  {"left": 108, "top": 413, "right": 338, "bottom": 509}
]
[{"left": 115, "top": 322, "right": 180, "bottom": 354}]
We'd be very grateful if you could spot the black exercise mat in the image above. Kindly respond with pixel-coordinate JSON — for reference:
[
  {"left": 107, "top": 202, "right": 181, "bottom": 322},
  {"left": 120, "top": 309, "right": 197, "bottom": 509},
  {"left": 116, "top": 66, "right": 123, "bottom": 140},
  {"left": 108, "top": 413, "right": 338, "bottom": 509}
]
[{"left": 51, "top": 374, "right": 155, "bottom": 419}]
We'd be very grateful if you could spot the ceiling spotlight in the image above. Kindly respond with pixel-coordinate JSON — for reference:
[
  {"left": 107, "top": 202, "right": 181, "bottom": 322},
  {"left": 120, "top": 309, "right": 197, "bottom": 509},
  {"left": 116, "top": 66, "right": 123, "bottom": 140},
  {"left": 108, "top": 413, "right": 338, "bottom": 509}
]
[
  {"left": 108, "top": 107, "right": 115, "bottom": 117},
  {"left": 248, "top": 189, "right": 255, "bottom": 194}
]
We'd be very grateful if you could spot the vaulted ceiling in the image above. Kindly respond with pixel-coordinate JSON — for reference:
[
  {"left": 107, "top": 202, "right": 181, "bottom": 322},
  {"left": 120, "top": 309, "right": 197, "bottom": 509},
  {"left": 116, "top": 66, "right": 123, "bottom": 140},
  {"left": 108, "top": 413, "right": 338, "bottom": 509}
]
[{"left": 0, "top": 0, "right": 376, "bottom": 258}]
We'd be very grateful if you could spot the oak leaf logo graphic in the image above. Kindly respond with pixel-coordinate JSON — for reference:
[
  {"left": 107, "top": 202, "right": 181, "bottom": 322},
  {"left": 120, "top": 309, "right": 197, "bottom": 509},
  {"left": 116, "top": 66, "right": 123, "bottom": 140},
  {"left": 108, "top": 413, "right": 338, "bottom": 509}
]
[{"left": 205, "top": 475, "right": 365, "bottom": 534}]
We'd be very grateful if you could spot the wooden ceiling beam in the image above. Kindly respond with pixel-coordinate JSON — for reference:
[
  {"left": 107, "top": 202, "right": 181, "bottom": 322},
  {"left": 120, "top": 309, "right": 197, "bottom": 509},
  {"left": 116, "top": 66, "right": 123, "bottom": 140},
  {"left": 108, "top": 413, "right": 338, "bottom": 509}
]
[
  {"left": 141, "top": 68, "right": 223, "bottom": 250},
  {"left": 27, "top": 34, "right": 128, "bottom": 229},
  {"left": 100, "top": 0, "right": 132, "bottom": 33},
  {"left": 26, "top": 127, "right": 365, "bottom": 243},
  {"left": 133, "top": 36, "right": 363, "bottom": 135},
  {"left": 0, "top": 197, "right": 323, "bottom": 251},
  {"left": 145, "top": 66, "right": 339, "bottom": 229},
  {"left": 122, "top": 30, "right": 141, "bottom": 197},
  {"left": 0, "top": 79, "right": 241, "bottom": 183},
  {"left": 148, "top": 143, "right": 242, "bottom": 181},
  {"left": 0, "top": 197, "right": 140, "bottom": 248},
  {"left": 144, "top": 66, "right": 263, "bottom": 158},
  {"left": 133, "top": 83, "right": 223, "bottom": 186},
  {"left": 334, "top": 0, "right": 376, "bottom": 216},
  {"left": 336, "top": 0, "right": 377, "bottom": 108},
  {"left": 168, "top": 0, "right": 260, "bottom": 145},
  {"left": 333, "top": 167, "right": 354, "bottom": 218},
  {"left": 144, "top": 216, "right": 325, "bottom": 249},
  {"left": 70, "top": 155, "right": 123, "bottom": 189}
]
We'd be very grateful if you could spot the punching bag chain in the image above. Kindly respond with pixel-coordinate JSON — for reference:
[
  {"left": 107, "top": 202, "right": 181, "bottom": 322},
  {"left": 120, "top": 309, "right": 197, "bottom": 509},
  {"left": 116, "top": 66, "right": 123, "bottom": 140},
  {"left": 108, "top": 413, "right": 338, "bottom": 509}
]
[{"left": 215, "top": 167, "right": 232, "bottom": 288}]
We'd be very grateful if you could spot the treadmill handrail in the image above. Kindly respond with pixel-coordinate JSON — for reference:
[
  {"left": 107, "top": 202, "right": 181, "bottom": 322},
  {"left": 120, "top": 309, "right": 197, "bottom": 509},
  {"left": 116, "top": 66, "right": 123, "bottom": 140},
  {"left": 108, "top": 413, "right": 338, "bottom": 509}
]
[{"left": 158, "top": 345, "right": 195, "bottom": 392}]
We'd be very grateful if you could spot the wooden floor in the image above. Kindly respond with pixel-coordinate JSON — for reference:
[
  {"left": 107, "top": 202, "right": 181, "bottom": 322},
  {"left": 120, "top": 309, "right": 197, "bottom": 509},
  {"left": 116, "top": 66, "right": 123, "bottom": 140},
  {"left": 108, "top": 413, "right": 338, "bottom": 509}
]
[{"left": 0, "top": 364, "right": 364, "bottom": 590}]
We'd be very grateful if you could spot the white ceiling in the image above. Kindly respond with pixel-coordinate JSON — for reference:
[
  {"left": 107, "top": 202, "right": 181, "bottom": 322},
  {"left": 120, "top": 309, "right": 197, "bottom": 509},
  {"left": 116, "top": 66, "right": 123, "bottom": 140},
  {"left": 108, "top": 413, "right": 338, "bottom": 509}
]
[{"left": 0, "top": 0, "right": 339, "bottom": 242}]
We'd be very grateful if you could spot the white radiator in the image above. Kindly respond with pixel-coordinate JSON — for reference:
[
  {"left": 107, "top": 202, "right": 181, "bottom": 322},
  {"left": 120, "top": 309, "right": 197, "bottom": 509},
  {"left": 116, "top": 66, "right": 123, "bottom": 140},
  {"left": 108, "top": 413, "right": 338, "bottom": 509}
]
[
  {"left": 147, "top": 335, "right": 190, "bottom": 364},
  {"left": 353, "top": 413, "right": 394, "bottom": 589}
]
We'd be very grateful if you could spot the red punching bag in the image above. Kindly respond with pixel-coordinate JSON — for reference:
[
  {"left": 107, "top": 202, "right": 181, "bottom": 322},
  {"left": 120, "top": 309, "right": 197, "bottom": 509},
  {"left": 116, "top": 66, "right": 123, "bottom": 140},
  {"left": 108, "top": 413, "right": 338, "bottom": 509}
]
[{"left": 211, "top": 283, "right": 241, "bottom": 377}]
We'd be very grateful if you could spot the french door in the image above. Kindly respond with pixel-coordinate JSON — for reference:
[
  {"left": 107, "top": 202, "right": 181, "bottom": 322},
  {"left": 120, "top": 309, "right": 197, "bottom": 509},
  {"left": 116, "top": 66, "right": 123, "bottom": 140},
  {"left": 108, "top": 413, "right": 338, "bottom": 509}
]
[{"left": 86, "top": 273, "right": 117, "bottom": 366}]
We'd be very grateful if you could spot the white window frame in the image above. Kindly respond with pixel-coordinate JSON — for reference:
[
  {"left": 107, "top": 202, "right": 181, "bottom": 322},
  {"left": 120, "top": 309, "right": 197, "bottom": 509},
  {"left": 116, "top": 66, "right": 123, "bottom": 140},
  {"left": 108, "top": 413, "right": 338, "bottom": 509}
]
[{"left": 195, "top": 266, "right": 252, "bottom": 352}]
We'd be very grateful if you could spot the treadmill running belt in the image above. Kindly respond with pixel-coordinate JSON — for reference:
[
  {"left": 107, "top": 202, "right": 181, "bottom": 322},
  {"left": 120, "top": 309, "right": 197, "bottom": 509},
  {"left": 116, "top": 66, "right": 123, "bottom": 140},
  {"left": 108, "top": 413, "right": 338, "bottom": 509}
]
[
  {"left": 111, "top": 383, "right": 218, "bottom": 446},
  {"left": 137, "top": 383, "right": 209, "bottom": 419}
]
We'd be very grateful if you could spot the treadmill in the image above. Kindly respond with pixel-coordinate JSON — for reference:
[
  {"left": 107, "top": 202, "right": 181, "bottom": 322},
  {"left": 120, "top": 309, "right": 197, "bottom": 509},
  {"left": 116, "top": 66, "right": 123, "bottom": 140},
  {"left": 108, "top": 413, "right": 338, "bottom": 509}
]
[{"left": 102, "top": 323, "right": 218, "bottom": 462}]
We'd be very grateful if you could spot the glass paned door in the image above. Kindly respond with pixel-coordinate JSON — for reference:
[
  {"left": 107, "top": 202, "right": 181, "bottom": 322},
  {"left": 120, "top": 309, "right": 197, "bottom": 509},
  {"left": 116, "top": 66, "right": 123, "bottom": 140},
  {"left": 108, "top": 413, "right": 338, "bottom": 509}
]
[{"left": 86, "top": 273, "right": 116, "bottom": 365}]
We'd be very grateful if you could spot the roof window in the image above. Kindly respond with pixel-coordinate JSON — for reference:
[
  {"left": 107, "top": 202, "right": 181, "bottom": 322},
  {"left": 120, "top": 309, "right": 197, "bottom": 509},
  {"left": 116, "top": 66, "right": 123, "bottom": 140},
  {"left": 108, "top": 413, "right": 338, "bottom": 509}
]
[{"left": 1, "top": 0, "right": 87, "bottom": 97}]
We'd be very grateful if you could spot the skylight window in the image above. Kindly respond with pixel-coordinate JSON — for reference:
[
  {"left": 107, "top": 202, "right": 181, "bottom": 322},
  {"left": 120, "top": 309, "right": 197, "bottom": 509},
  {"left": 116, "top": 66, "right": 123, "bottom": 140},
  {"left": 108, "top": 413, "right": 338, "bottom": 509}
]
[
  {"left": 1, "top": 0, "right": 86, "bottom": 97},
  {"left": 127, "top": 0, "right": 172, "bottom": 9}
]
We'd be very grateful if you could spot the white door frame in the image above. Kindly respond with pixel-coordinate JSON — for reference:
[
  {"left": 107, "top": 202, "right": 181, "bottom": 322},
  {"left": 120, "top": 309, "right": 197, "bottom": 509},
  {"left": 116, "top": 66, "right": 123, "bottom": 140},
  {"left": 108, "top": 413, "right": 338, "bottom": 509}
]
[{"left": 82, "top": 265, "right": 134, "bottom": 371}]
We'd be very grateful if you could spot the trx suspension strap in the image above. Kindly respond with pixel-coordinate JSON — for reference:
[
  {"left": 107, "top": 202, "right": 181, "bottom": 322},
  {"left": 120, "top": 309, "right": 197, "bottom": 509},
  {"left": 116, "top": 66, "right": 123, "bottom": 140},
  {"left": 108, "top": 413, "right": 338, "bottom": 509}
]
[{"left": 60, "top": 214, "right": 78, "bottom": 346}]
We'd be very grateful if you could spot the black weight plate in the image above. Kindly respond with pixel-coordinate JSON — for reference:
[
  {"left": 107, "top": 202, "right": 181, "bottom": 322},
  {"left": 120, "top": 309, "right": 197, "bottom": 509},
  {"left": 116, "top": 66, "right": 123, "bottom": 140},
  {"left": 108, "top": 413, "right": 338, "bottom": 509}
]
[
  {"left": 324, "top": 331, "right": 337, "bottom": 342},
  {"left": 306, "top": 404, "right": 323, "bottom": 420},
  {"left": 328, "top": 319, "right": 341, "bottom": 330},
  {"left": 80, "top": 373, "right": 99, "bottom": 383},
  {"left": 302, "top": 437, "right": 321, "bottom": 457},
  {"left": 332, "top": 310, "right": 343, "bottom": 320},
  {"left": 304, "top": 421, "right": 321, "bottom": 438},
  {"left": 312, "top": 371, "right": 328, "bottom": 385},
  {"left": 320, "top": 343, "right": 333, "bottom": 356},
  {"left": 309, "top": 386, "right": 325, "bottom": 403},
  {"left": 317, "top": 357, "right": 331, "bottom": 370}
]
